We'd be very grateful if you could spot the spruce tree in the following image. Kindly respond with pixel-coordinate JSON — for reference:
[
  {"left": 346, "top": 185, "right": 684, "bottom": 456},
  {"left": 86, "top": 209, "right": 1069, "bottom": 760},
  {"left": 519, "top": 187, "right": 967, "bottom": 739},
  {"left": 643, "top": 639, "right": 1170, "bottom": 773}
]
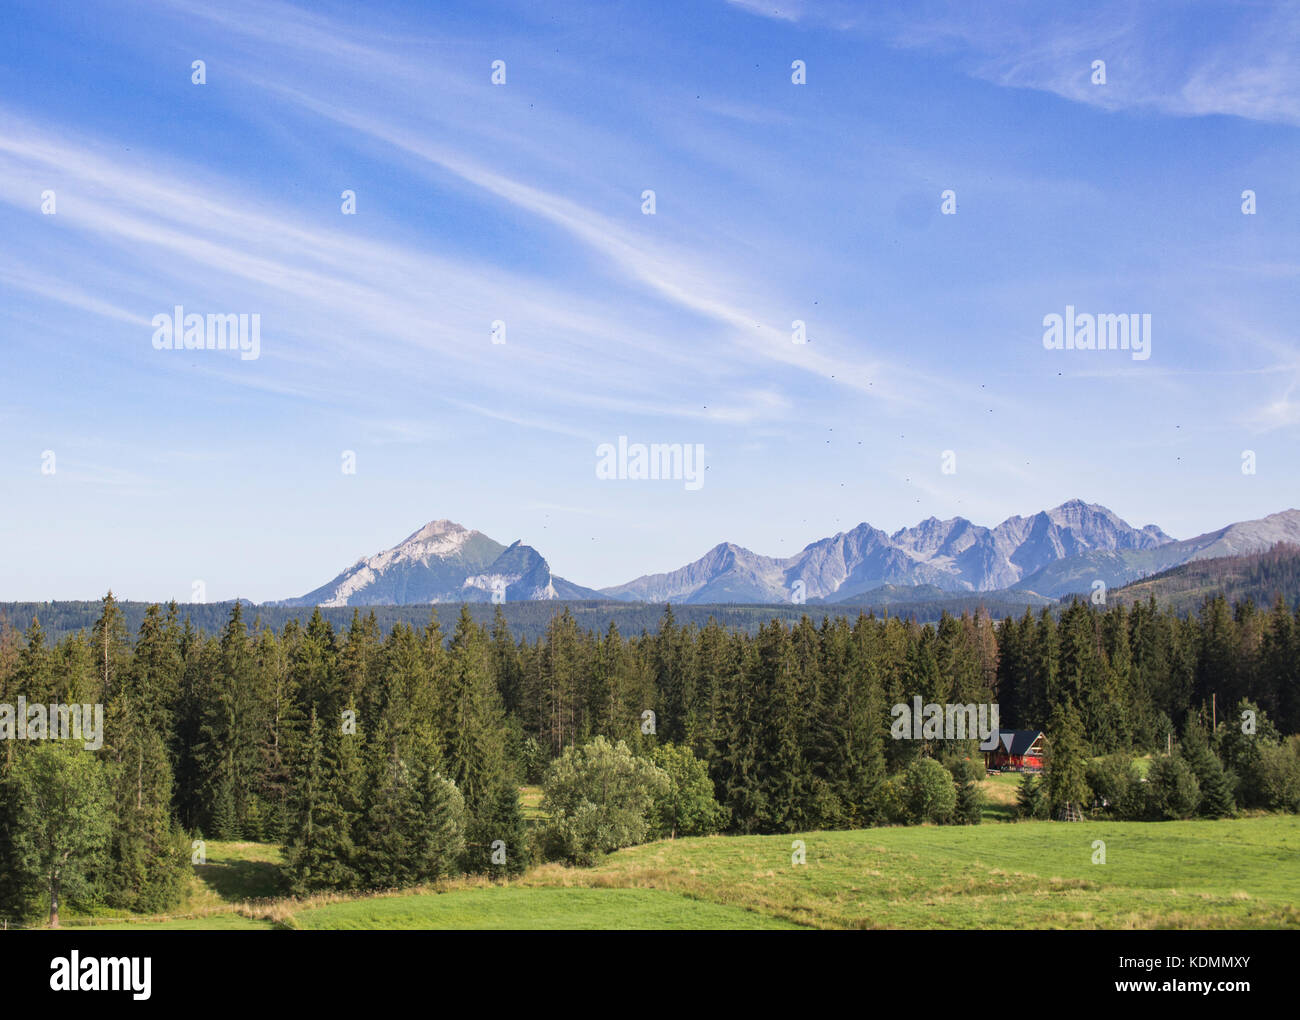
[
  {"left": 1044, "top": 701, "right": 1091, "bottom": 817},
  {"left": 358, "top": 741, "right": 423, "bottom": 888},
  {"left": 464, "top": 777, "right": 528, "bottom": 876},
  {"left": 288, "top": 707, "right": 364, "bottom": 893},
  {"left": 90, "top": 591, "right": 132, "bottom": 705},
  {"left": 287, "top": 708, "right": 329, "bottom": 893},
  {"left": 1016, "top": 772, "right": 1047, "bottom": 820},
  {"left": 950, "top": 759, "right": 984, "bottom": 824},
  {"left": 1181, "top": 712, "right": 1235, "bottom": 818},
  {"left": 444, "top": 607, "right": 510, "bottom": 814}
]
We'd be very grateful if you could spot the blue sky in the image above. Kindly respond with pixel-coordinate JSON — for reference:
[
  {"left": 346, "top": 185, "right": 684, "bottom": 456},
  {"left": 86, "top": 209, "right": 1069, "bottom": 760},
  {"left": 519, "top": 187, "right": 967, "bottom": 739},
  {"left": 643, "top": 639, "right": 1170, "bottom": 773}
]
[{"left": 1, "top": 0, "right": 1297, "bottom": 602}]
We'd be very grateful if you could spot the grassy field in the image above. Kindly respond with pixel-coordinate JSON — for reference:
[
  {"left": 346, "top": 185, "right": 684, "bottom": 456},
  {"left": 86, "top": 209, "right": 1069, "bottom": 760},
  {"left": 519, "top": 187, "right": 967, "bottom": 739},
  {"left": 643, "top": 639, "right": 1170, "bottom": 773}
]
[
  {"left": 292, "top": 887, "right": 800, "bottom": 930},
  {"left": 981, "top": 771, "right": 1022, "bottom": 821},
  {"left": 56, "top": 813, "right": 1300, "bottom": 931},
  {"left": 522, "top": 815, "right": 1300, "bottom": 929}
]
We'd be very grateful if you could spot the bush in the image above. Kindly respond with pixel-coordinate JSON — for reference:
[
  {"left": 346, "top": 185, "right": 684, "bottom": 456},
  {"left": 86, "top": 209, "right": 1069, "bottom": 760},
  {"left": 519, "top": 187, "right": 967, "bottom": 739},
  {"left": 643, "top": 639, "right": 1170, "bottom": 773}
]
[
  {"left": 1218, "top": 699, "right": 1281, "bottom": 809},
  {"left": 1085, "top": 754, "right": 1138, "bottom": 814},
  {"left": 1255, "top": 739, "right": 1300, "bottom": 813},
  {"left": 903, "top": 757, "right": 957, "bottom": 824},
  {"left": 877, "top": 775, "right": 910, "bottom": 825},
  {"left": 647, "top": 743, "right": 728, "bottom": 839},
  {"left": 540, "top": 737, "right": 670, "bottom": 865}
]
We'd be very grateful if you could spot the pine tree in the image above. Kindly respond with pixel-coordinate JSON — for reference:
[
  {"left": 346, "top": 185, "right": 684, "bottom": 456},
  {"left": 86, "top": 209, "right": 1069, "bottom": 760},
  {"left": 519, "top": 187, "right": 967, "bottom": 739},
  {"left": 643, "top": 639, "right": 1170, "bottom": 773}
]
[
  {"left": 1146, "top": 753, "right": 1201, "bottom": 819},
  {"left": 292, "top": 609, "right": 339, "bottom": 720},
  {"left": 710, "top": 634, "right": 763, "bottom": 833},
  {"left": 193, "top": 603, "right": 265, "bottom": 836},
  {"left": 253, "top": 626, "right": 299, "bottom": 842},
  {"left": 954, "top": 774, "right": 983, "bottom": 824},
  {"left": 14, "top": 618, "right": 55, "bottom": 709},
  {"left": 358, "top": 740, "right": 423, "bottom": 889},
  {"left": 443, "top": 607, "right": 510, "bottom": 813},
  {"left": 90, "top": 591, "right": 132, "bottom": 705},
  {"left": 751, "top": 621, "right": 808, "bottom": 833},
  {"left": 1181, "top": 711, "right": 1235, "bottom": 818},
  {"left": 287, "top": 708, "right": 330, "bottom": 893},
  {"left": 102, "top": 675, "right": 187, "bottom": 913},
  {"left": 464, "top": 777, "right": 528, "bottom": 876},
  {"left": 490, "top": 605, "right": 523, "bottom": 715},
  {"left": 412, "top": 767, "right": 466, "bottom": 883},
  {"left": 171, "top": 627, "right": 216, "bottom": 830},
  {"left": 287, "top": 708, "right": 364, "bottom": 893},
  {"left": 951, "top": 759, "right": 984, "bottom": 824},
  {"left": 1197, "top": 755, "right": 1237, "bottom": 818},
  {"left": 1045, "top": 700, "right": 1091, "bottom": 818},
  {"left": 1016, "top": 772, "right": 1046, "bottom": 820},
  {"left": 816, "top": 616, "right": 886, "bottom": 827}
]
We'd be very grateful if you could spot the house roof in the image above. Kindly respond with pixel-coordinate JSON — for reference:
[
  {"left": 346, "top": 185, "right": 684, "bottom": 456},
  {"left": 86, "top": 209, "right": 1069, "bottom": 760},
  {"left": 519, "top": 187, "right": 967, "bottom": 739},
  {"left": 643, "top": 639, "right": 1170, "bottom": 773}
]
[{"left": 996, "top": 730, "right": 1045, "bottom": 756}]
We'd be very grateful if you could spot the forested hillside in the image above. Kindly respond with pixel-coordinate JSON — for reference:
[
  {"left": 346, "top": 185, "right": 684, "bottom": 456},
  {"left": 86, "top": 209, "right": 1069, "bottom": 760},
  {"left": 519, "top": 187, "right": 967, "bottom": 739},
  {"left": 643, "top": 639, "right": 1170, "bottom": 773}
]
[
  {"left": 1101, "top": 543, "right": 1300, "bottom": 614},
  {"left": 1, "top": 591, "right": 1297, "bottom": 923}
]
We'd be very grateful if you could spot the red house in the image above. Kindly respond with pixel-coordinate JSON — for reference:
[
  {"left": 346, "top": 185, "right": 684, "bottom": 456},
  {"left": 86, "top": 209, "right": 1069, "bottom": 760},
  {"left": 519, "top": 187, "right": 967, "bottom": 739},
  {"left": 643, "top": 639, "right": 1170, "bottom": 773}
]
[{"left": 986, "top": 730, "right": 1045, "bottom": 772}]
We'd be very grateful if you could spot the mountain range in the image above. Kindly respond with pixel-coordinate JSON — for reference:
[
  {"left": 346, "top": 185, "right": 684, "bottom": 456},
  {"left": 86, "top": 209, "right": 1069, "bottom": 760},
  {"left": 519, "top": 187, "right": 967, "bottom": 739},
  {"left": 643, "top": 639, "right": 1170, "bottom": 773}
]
[{"left": 275, "top": 501, "right": 1300, "bottom": 608}]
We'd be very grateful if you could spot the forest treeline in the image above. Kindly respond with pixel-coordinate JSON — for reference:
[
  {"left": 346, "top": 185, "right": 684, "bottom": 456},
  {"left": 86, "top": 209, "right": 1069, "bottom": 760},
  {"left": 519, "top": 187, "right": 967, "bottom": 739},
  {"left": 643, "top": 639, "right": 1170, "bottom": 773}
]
[
  {"left": 0, "top": 591, "right": 1297, "bottom": 922},
  {"left": 1103, "top": 542, "right": 1300, "bottom": 615}
]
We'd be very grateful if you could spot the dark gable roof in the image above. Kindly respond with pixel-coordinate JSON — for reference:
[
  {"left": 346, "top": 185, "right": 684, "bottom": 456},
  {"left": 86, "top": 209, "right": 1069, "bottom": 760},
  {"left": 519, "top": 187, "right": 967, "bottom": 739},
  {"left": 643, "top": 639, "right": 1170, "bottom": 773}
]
[{"left": 997, "top": 730, "right": 1045, "bottom": 756}]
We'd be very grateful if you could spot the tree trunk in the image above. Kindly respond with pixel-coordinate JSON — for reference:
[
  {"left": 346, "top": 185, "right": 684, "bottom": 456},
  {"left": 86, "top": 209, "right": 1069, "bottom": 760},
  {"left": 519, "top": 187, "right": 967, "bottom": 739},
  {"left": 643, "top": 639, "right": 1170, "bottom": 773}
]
[{"left": 49, "top": 875, "right": 60, "bottom": 928}]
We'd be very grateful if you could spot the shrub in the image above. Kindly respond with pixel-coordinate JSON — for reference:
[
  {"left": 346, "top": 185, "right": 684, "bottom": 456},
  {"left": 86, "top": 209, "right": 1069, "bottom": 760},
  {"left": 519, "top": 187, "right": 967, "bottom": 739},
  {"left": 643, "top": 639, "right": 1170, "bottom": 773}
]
[
  {"left": 903, "top": 757, "right": 957, "bottom": 824},
  {"left": 540, "top": 737, "right": 669, "bottom": 865},
  {"left": 877, "top": 775, "right": 910, "bottom": 825},
  {"left": 1255, "top": 739, "right": 1300, "bottom": 813},
  {"left": 1085, "top": 754, "right": 1138, "bottom": 814},
  {"left": 647, "top": 743, "right": 728, "bottom": 839},
  {"left": 1218, "top": 699, "right": 1281, "bottom": 809}
]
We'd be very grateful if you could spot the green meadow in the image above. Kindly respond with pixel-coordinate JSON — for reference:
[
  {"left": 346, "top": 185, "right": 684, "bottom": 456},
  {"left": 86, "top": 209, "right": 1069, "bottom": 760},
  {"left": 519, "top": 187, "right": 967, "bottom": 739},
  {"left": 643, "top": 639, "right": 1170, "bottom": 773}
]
[
  {"left": 59, "top": 814, "right": 1300, "bottom": 931},
  {"left": 291, "top": 887, "right": 800, "bottom": 930}
]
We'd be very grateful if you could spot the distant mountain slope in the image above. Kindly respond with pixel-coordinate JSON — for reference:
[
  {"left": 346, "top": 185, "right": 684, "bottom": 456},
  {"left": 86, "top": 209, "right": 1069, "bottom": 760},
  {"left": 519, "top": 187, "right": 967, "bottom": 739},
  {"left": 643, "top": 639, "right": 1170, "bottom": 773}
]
[
  {"left": 275, "top": 519, "right": 601, "bottom": 607},
  {"left": 821, "top": 583, "right": 1055, "bottom": 618},
  {"left": 599, "top": 542, "right": 789, "bottom": 604},
  {"left": 604, "top": 500, "right": 1175, "bottom": 603},
  {"left": 274, "top": 505, "right": 1300, "bottom": 608},
  {"left": 1100, "top": 543, "right": 1300, "bottom": 613},
  {"left": 1015, "top": 509, "right": 1300, "bottom": 598}
]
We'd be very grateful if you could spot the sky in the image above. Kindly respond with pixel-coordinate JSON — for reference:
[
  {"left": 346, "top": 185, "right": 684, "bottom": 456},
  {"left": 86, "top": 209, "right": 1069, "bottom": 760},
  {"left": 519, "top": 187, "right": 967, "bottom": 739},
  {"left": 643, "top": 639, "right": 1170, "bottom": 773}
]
[{"left": 1, "top": 0, "right": 1297, "bottom": 603}]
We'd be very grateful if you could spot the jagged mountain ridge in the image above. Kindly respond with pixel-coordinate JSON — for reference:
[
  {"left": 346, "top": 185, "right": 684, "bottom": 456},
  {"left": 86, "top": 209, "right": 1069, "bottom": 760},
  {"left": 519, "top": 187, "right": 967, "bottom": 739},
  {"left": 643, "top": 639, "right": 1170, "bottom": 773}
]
[
  {"left": 1011, "top": 508, "right": 1300, "bottom": 598},
  {"left": 276, "top": 504, "right": 1300, "bottom": 607},
  {"left": 602, "top": 499, "right": 1181, "bottom": 603}
]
